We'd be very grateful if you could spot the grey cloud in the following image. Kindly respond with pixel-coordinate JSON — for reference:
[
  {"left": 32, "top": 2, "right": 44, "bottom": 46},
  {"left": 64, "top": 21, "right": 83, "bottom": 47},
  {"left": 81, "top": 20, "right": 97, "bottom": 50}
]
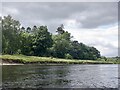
[
  {"left": 87, "top": 40, "right": 118, "bottom": 57},
  {"left": 3, "top": 3, "right": 87, "bottom": 20},
  {"left": 2, "top": 2, "right": 118, "bottom": 30},
  {"left": 89, "top": 41, "right": 117, "bottom": 50},
  {"left": 104, "top": 48, "right": 118, "bottom": 57},
  {"left": 76, "top": 3, "right": 118, "bottom": 28}
]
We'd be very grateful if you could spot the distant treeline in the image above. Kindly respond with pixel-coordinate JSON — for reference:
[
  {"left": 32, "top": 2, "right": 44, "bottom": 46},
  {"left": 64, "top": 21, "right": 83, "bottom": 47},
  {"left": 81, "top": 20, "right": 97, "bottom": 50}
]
[{"left": 2, "top": 15, "right": 101, "bottom": 60}]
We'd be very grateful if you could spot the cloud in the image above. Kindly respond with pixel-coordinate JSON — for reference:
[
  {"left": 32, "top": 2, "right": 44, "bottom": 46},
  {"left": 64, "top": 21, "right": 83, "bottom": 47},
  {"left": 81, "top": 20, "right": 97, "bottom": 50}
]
[
  {"left": 1, "top": 0, "right": 120, "bottom": 2},
  {"left": 2, "top": 2, "right": 118, "bottom": 28},
  {"left": 3, "top": 7, "right": 19, "bottom": 15},
  {"left": 0, "top": 2, "right": 2, "bottom": 16},
  {"left": 2, "top": 2, "right": 118, "bottom": 57}
]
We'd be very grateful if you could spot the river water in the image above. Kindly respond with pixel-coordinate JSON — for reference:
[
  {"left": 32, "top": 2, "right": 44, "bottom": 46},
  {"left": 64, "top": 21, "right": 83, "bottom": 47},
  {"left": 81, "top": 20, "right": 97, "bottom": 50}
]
[{"left": 2, "top": 64, "right": 118, "bottom": 89}]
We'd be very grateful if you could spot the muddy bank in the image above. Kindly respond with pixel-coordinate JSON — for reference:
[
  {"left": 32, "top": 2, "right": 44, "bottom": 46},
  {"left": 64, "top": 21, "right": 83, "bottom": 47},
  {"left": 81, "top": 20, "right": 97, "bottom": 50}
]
[
  {"left": 2, "top": 59, "right": 24, "bottom": 65},
  {"left": 2, "top": 59, "right": 68, "bottom": 65}
]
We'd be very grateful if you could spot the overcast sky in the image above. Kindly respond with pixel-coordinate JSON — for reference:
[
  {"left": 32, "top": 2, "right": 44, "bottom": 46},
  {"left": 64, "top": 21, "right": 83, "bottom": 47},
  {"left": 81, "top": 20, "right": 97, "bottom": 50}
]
[{"left": 2, "top": 2, "right": 118, "bottom": 57}]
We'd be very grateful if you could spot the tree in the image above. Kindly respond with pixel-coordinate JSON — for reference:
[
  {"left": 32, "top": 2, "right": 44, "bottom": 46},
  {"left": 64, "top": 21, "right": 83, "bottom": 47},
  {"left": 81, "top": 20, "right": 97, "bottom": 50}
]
[
  {"left": 50, "top": 31, "right": 72, "bottom": 58},
  {"left": 2, "top": 15, "right": 21, "bottom": 54},
  {"left": 32, "top": 26, "right": 53, "bottom": 56},
  {"left": 69, "top": 41, "right": 100, "bottom": 60},
  {"left": 26, "top": 27, "right": 31, "bottom": 33},
  {"left": 32, "top": 25, "right": 37, "bottom": 34},
  {"left": 20, "top": 31, "right": 34, "bottom": 55},
  {"left": 56, "top": 24, "right": 65, "bottom": 34}
]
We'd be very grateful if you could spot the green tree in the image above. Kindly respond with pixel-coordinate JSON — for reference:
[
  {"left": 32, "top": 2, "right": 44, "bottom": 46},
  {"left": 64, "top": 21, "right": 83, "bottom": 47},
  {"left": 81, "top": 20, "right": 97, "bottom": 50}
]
[
  {"left": 2, "top": 15, "right": 21, "bottom": 54},
  {"left": 20, "top": 31, "right": 33, "bottom": 55},
  {"left": 50, "top": 31, "right": 72, "bottom": 58},
  {"left": 56, "top": 24, "right": 65, "bottom": 34},
  {"left": 32, "top": 26, "right": 53, "bottom": 56},
  {"left": 69, "top": 41, "right": 100, "bottom": 60}
]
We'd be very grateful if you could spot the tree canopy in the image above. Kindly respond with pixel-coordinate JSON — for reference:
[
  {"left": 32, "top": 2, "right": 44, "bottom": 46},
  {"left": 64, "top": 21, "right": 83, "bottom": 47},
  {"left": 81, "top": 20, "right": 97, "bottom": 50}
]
[{"left": 2, "top": 15, "right": 101, "bottom": 60}]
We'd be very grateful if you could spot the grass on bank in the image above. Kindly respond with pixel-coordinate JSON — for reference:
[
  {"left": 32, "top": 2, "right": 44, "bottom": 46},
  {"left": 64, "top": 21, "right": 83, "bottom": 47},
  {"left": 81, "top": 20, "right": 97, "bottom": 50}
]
[{"left": 0, "top": 54, "right": 119, "bottom": 64}]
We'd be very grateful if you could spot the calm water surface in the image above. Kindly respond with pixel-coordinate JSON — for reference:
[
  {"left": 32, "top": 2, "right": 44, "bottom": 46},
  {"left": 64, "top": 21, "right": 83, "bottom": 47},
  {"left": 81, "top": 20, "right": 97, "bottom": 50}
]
[{"left": 2, "top": 64, "right": 118, "bottom": 88}]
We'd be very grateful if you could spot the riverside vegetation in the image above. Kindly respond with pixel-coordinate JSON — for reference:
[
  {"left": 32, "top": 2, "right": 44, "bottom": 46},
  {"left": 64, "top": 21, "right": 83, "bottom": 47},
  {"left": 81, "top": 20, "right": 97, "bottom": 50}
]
[
  {"left": 1, "top": 15, "right": 119, "bottom": 64},
  {"left": 1, "top": 55, "right": 120, "bottom": 64}
]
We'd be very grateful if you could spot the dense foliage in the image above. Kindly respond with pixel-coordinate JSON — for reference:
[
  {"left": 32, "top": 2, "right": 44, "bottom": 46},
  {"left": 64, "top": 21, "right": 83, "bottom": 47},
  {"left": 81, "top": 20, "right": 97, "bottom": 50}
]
[{"left": 2, "top": 15, "right": 101, "bottom": 60}]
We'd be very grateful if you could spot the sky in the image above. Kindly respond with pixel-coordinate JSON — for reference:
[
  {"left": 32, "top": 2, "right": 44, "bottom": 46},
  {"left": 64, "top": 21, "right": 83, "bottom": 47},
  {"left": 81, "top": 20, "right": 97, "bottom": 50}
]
[{"left": 1, "top": 2, "right": 118, "bottom": 57}]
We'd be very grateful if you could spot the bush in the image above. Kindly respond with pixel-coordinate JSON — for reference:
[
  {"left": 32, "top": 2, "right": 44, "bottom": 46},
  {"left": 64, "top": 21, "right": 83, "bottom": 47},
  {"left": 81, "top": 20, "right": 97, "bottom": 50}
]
[
  {"left": 97, "top": 58, "right": 101, "bottom": 61},
  {"left": 16, "top": 49, "right": 21, "bottom": 54},
  {"left": 65, "top": 53, "right": 73, "bottom": 59},
  {"left": 101, "top": 56, "right": 107, "bottom": 61}
]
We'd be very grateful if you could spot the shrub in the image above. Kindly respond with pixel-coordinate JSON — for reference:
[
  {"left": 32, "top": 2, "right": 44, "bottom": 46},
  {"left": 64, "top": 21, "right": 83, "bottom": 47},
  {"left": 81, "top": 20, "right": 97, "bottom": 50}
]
[
  {"left": 65, "top": 53, "right": 73, "bottom": 59},
  {"left": 101, "top": 56, "right": 107, "bottom": 61}
]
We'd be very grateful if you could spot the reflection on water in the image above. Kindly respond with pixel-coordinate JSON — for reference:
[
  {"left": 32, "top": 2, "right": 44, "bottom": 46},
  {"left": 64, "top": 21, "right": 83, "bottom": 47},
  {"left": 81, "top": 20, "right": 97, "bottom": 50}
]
[{"left": 2, "top": 64, "right": 118, "bottom": 88}]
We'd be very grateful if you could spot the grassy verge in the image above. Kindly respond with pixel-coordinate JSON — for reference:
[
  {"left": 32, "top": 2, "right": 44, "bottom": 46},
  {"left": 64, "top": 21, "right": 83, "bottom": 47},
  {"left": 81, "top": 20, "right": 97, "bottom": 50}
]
[{"left": 0, "top": 54, "right": 119, "bottom": 64}]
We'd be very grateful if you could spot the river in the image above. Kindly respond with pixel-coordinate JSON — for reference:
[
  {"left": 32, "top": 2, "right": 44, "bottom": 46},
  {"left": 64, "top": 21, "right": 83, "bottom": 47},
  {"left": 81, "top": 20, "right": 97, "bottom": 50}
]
[{"left": 2, "top": 64, "right": 118, "bottom": 89}]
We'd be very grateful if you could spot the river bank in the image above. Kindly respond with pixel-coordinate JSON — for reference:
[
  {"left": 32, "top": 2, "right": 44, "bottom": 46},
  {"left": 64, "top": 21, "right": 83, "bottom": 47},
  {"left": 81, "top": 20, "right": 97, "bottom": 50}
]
[{"left": 0, "top": 55, "right": 119, "bottom": 65}]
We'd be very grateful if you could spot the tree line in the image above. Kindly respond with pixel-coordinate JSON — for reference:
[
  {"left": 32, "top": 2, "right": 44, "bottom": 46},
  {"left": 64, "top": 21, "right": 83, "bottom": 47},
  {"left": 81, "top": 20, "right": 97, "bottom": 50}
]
[{"left": 2, "top": 15, "right": 101, "bottom": 60}]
